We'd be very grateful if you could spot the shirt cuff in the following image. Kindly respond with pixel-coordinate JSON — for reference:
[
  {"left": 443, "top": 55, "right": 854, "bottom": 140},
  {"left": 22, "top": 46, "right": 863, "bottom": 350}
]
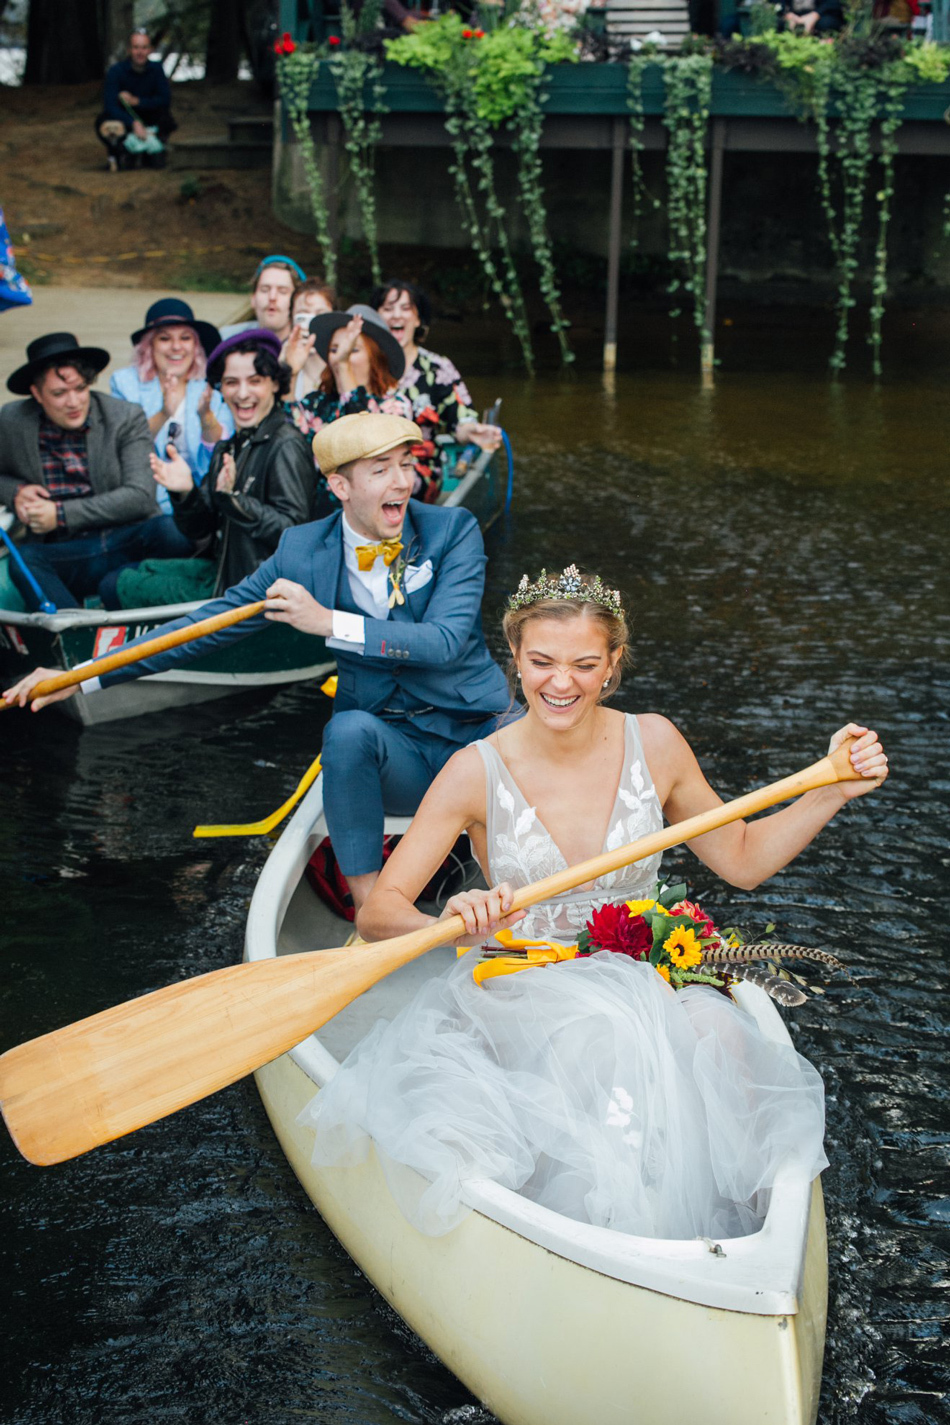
[
  {"left": 74, "top": 659, "right": 102, "bottom": 695},
  {"left": 55, "top": 501, "right": 66, "bottom": 530},
  {"left": 329, "top": 609, "right": 365, "bottom": 648}
]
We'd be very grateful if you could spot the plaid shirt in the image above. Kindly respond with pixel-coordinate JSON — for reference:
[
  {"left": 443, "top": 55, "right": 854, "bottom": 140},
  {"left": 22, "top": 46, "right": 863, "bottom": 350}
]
[{"left": 38, "top": 414, "right": 93, "bottom": 529}]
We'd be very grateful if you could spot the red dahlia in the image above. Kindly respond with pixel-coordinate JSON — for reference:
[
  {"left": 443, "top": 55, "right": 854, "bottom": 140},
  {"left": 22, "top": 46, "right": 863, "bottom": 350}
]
[{"left": 585, "top": 903, "right": 654, "bottom": 959}]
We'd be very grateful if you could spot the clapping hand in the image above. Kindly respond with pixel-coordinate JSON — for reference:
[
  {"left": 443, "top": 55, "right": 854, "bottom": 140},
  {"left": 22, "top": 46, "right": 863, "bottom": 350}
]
[
  {"left": 329, "top": 315, "right": 363, "bottom": 368},
  {"left": 829, "top": 723, "right": 889, "bottom": 799},
  {"left": 150, "top": 444, "right": 194, "bottom": 493},
  {"left": 161, "top": 372, "right": 187, "bottom": 419},
  {"left": 215, "top": 452, "right": 237, "bottom": 494},
  {"left": 282, "top": 324, "right": 317, "bottom": 377}
]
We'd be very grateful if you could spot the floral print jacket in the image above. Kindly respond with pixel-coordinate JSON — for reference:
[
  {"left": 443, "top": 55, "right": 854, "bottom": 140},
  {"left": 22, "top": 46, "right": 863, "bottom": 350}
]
[{"left": 398, "top": 347, "right": 479, "bottom": 502}]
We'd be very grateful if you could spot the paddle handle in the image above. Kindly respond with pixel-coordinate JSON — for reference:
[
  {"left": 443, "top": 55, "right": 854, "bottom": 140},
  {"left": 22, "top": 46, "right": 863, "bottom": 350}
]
[
  {"left": 387, "top": 736, "right": 866, "bottom": 959},
  {"left": 0, "top": 600, "right": 267, "bottom": 707}
]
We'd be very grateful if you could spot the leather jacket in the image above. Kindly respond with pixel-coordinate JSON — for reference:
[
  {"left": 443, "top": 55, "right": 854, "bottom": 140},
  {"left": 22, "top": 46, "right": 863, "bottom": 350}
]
[{"left": 171, "top": 404, "right": 314, "bottom": 594}]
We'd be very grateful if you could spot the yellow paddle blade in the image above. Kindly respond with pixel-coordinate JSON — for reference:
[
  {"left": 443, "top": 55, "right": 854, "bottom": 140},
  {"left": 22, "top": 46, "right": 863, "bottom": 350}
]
[
  {"left": 192, "top": 678, "right": 334, "bottom": 838},
  {"left": 192, "top": 755, "right": 322, "bottom": 838}
]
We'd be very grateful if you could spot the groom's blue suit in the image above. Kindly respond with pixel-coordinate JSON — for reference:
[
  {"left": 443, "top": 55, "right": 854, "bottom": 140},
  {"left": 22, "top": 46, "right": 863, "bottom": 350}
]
[{"left": 94, "top": 500, "right": 511, "bottom": 873}]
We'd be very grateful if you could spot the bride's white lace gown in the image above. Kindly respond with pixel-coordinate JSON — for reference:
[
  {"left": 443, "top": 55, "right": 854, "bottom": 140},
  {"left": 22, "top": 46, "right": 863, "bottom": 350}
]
[{"left": 300, "top": 715, "right": 828, "bottom": 1240}]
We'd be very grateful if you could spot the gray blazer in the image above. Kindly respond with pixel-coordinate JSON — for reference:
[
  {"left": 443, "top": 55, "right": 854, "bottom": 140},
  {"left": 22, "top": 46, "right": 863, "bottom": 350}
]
[{"left": 0, "top": 390, "right": 156, "bottom": 533}]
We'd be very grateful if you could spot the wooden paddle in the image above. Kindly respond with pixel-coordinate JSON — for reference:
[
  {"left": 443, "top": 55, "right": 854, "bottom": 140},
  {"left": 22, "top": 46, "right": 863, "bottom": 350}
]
[
  {"left": 0, "top": 601, "right": 267, "bottom": 710},
  {"left": 0, "top": 737, "right": 866, "bottom": 1166}
]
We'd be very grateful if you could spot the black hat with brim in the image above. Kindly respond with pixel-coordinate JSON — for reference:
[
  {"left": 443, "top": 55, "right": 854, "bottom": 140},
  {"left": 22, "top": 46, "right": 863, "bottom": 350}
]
[
  {"left": 309, "top": 303, "right": 406, "bottom": 382},
  {"left": 7, "top": 332, "right": 111, "bottom": 396},
  {"left": 130, "top": 297, "right": 221, "bottom": 358}
]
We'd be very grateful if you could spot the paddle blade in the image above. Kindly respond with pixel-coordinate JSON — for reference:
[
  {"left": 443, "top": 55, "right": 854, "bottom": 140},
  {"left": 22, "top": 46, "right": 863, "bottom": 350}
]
[{"left": 0, "top": 939, "right": 429, "bottom": 1166}]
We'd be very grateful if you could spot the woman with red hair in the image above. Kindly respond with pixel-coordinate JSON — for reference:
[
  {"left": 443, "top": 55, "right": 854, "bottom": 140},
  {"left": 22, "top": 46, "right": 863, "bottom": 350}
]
[{"left": 285, "top": 304, "right": 413, "bottom": 512}]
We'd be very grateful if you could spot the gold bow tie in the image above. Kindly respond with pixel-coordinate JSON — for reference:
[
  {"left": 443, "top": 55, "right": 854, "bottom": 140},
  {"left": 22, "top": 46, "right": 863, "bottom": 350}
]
[{"left": 355, "top": 539, "right": 403, "bottom": 573}]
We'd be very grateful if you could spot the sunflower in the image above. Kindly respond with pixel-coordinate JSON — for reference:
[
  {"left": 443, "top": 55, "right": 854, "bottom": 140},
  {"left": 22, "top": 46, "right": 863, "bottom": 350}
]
[
  {"left": 655, "top": 964, "right": 671, "bottom": 984},
  {"left": 663, "top": 926, "right": 703, "bottom": 969}
]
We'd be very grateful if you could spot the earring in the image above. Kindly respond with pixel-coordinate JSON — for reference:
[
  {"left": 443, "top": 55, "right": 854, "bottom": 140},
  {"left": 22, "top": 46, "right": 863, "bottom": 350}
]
[
  {"left": 603, "top": 679, "right": 611, "bottom": 688},
  {"left": 516, "top": 671, "right": 522, "bottom": 680}
]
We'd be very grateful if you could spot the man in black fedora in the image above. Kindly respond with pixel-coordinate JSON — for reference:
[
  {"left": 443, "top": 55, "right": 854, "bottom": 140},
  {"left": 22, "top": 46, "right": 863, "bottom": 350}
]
[{"left": 0, "top": 333, "right": 168, "bottom": 611}]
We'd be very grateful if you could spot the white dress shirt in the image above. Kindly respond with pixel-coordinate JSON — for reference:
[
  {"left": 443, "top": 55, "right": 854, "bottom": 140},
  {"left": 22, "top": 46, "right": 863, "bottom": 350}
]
[{"left": 326, "top": 513, "right": 395, "bottom": 655}]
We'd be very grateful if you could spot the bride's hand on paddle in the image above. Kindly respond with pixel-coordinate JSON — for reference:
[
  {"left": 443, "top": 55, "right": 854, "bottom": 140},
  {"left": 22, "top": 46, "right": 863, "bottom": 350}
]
[
  {"left": 3, "top": 666, "right": 77, "bottom": 712},
  {"left": 442, "top": 883, "right": 526, "bottom": 946},
  {"left": 264, "top": 578, "right": 333, "bottom": 636},
  {"left": 829, "top": 723, "right": 888, "bottom": 799}
]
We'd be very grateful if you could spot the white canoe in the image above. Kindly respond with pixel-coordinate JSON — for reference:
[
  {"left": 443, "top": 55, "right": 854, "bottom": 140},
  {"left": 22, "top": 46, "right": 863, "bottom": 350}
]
[{"left": 246, "top": 777, "right": 828, "bottom": 1425}]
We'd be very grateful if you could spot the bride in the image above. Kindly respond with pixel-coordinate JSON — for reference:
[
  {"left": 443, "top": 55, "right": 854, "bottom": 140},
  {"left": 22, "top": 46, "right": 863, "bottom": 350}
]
[{"left": 301, "top": 568, "right": 889, "bottom": 1240}]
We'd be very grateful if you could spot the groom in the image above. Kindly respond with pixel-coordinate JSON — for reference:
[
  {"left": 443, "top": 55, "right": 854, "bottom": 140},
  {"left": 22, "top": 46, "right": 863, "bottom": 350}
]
[{"left": 6, "top": 412, "right": 511, "bottom": 914}]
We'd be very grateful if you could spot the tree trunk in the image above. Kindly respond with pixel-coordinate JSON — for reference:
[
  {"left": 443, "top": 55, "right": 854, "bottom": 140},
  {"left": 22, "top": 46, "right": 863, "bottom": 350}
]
[
  {"left": 205, "top": 0, "right": 246, "bottom": 84},
  {"left": 100, "top": 0, "right": 134, "bottom": 67},
  {"left": 24, "top": 0, "right": 103, "bottom": 84}
]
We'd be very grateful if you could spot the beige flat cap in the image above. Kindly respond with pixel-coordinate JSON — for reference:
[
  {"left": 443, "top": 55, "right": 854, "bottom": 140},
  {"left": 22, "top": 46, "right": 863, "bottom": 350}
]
[{"left": 312, "top": 411, "right": 422, "bottom": 475}]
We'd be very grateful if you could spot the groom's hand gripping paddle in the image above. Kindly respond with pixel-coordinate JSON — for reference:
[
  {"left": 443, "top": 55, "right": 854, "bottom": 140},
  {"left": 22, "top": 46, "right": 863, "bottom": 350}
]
[
  {"left": 0, "top": 601, "right": 267, "bottom": 710},
  {"left": 0, "top": 738, "right": 868, "bottom": 1166}
]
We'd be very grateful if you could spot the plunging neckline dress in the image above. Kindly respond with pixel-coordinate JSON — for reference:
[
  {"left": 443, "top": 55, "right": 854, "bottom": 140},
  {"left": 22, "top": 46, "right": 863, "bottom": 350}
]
[{"left": 300, "top": 716, "right": 828, "bottom": 1241}]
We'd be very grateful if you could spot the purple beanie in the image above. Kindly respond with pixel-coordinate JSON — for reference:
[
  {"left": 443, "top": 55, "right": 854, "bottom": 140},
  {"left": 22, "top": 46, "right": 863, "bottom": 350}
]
[{"left": 206, "top": 327, "right": 283, "bottom": 383}]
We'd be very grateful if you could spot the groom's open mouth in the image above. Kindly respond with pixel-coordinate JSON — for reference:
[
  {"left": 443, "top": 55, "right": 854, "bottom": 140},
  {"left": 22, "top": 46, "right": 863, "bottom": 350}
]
[
  {"left": 381, "top": 498, "right": 407, "bottom": 527},
  {"left": 540, "top": 692, "right": 580, "bottom": 710}
]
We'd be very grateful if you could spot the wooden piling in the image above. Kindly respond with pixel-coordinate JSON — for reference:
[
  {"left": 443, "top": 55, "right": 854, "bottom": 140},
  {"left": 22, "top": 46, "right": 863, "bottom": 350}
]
[
  {"left": 701, "top": 117, "right": 726, "bottom": 383},
  {"left": 603, "top": 116, "right": 626, "bottom": 374}
]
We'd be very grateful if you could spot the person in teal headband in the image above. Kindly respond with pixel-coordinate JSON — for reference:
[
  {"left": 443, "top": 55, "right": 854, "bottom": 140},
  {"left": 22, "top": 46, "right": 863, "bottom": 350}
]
[{"left": 219, "top": 255, "right": 308, "bottom": 344}]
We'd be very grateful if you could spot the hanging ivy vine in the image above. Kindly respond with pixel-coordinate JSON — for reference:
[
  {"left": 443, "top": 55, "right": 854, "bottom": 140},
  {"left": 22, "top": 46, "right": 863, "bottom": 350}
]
[
  {"left": 659, "top": 53, "right": 713, "bottom": 342},
  {"left": 388, "top": 15, "right": 578, "bottom": 372},
  {"left": 275, "top": 43, "right": 336, "bottom": 288},
  {"left": 510, "top": 57, "right": 574, "bottom": 363},
  {"left": 626, "top": 52, "right": 661, "bottom": 254},
  {"left": 331, "top": 0, "right": 388, "bottom": 286}
]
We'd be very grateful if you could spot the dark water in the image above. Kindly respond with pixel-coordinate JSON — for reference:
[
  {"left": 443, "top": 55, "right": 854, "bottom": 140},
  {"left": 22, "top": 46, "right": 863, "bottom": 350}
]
[{"left": 2, "top": 368, "right": 949, "bottom": 1425}]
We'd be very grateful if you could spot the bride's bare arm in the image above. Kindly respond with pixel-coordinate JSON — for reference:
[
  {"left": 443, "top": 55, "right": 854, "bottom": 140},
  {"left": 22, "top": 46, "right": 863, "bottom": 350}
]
[
  {"left": 357, "top": 745, "right": 524, "bottom": 944},
  {"left": 639, "top": 715, "right": 889, "bottom": 891}
]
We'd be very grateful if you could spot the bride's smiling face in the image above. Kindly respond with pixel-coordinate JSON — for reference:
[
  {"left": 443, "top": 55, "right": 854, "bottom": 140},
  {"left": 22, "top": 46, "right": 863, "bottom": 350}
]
[{"left": 513, "top": 613, "right": 621, "bottom": 729}]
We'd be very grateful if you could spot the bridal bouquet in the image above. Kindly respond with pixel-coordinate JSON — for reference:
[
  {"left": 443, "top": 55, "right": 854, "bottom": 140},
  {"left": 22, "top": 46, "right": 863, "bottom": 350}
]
[
  {"left": 577, "top": 883, "right": 730, "bottom": 991},
  {"left": 471, "top": 881, "right": 848, "bottom": 1005}
]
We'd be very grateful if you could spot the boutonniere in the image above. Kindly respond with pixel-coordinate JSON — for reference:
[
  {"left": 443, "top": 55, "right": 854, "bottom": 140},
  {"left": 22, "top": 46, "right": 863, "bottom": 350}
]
[{"left": 389, "top": 536, "right": 419, "bottom": 608}]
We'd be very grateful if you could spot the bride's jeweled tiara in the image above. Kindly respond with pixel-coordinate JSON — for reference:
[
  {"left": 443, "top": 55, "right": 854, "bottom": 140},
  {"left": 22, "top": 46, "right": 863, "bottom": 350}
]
[{"left": 507, "top": 565, "right": 624, "bottom": 616}]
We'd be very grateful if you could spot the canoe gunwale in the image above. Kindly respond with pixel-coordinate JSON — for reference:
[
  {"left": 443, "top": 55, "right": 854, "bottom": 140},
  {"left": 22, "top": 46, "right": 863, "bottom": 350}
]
[{"left": 245, "top": 775, "right": 820, "bottom": 1318}]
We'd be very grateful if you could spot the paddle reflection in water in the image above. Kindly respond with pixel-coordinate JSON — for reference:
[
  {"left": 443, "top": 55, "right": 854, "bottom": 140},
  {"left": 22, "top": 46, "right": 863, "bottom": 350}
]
[{"left": 1, "top": 368, "right": 947, "bottom": 1424}]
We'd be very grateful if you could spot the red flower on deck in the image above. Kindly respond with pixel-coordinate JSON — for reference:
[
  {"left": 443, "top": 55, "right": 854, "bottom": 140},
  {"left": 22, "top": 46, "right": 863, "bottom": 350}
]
[
  {"left": 462, "top": 27, "right": 474, "bottom": 38},
  {"left": 274, "top": 33, "right": 297, "bottom": 54},
  {"left": 474, "top": 28, "right": 486, "bottom": 37},
  {"left": 328, "top": 34, "right": 341, "bottom": 46},
  {"left": 584, "top": 903, "right": 654, "bottom": 959}
]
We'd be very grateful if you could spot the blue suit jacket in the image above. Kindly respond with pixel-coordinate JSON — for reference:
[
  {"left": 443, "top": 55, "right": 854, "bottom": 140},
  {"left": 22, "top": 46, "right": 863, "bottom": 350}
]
[{"left": 99, "top": 501, "right": 511, "bottom": 739}]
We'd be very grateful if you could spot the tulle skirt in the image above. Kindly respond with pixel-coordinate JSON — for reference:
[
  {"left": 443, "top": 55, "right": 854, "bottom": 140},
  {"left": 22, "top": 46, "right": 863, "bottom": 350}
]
[{"left": 299, "top": 951, "right": 828, "bottom": 1240}]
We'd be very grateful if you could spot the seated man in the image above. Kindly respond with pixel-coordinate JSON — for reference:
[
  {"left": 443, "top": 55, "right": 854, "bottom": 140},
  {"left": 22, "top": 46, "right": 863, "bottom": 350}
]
[
  {"left": 105, "top": 329, "right": 314, "bottom": 608},
  {"left": 0, "top": 332, "right": 168, "bottom": 611},
  {"left": 7, "top": 413, "right": 513, "bottom": 918},
  {"left": 95, "top": 28, "right": 177, "bottom": 173}
]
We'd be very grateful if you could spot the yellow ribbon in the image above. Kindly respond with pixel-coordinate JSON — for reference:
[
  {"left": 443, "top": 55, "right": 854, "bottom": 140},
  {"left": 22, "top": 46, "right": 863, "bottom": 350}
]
[
  {"left": 355, "top": 539, "right": 403, "bottom": 573},
  {"left": 457, "top": 928, "right": 580, "bottom": 987}
]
